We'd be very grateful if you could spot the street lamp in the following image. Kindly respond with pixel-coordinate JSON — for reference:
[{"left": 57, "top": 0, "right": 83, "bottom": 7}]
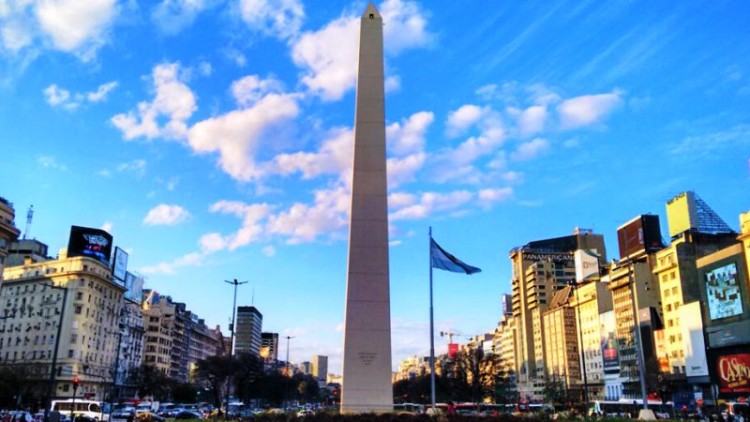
[
  {"left": 284, "top": 335, "right": 294, "bottom": 410},
  {"left": 106, "top": 326, "right": 124, "bottom": 421},
  {"left": 222, "top": 279, "right": 248, "bottom": 416},
  {"left": 43, "top": 283, "right": 68, "bottom": 422}
]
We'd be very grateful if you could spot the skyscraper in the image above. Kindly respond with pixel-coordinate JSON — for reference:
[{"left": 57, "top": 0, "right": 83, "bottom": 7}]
[
  {"left": 235, "top": 306, "right": 263, "bottom": 356},
  {"left": 341, "top": 2, "right": 393, "bottom": 413}
]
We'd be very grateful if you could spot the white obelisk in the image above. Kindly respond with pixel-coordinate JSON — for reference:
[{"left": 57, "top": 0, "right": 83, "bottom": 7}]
[{"left": 341, "top": 2, "right": 393, "bottom": 414}]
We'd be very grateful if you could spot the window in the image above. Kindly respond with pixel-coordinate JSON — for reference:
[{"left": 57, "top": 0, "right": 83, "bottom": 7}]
[
  {"left": 68, "top": 350, "right": 74, "bottom": 358},
  {"left": 76, "top": 292, "right": 83, "bottom": 300},
  {"left": 75, "top": 306, "right": 82, "bottom": 314}
]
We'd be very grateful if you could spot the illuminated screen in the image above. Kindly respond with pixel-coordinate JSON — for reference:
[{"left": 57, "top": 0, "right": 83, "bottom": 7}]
[
  {"left": 67, "top": 226, "right": 113, "bottom": 265},
  {"left": 705, "top": 262, "right": 743, "bottom": 320}
]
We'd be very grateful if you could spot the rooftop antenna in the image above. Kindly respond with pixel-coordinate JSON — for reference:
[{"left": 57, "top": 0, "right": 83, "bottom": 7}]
[
  {"left": 23, "top": 205, "right": 34, "bottom": 240},
  {"left": 251, "top": 287, "right": 255, "bottom": 306}
]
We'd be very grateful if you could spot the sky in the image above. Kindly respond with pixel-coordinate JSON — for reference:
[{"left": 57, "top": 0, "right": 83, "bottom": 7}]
[{"left": 1, "top": 0, "right": 749, "bottom": 375}]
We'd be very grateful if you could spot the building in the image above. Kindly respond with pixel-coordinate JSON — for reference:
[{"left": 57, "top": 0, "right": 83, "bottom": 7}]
[
  {"left": 142, "top": 290, "right": 223, "bottom": 382},
  {"left": 0, "top": 249, "right": 126, "bottom": 401},
  {"left": 142, "top": 290, "right": 176, "bottom": 375},
  {"left": 261, "top": 332, "right": 279, "bottom": 361},
  {"left": 570, "top": 276, "right": 612, "bottom": 401},
  {"left": 509, "top": 228, "right": 606, "bottom": 399},
  {"left": 6, "top": 239, "right": 50, "bottom": 267},
  {"left": 0, "top": 197, "right": 21, "bottom": 276},
  {"left": 235, "top": 306, "right": 262, "bottom": 356},
  {"left": 541, "top": 286, "right": 580, "bottom": 398},
  {"left": 312, "top": 355, "right": 328, "bottom": 383}
]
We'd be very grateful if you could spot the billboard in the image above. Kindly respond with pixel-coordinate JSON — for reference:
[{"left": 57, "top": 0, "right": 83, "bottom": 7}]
[
  {"left": 617, "top": 214, "right": 663, "bottom": 259},
  {"left": 112, "top": 246, "right": 129, "bottom": 282},
  {"left": 600, "top": 311, "right": 620, "bottom": 374},
  {"left": 717, "top": 353, "right": 750, "bottom": 393},
  {"left": 448, "top": 343, "right": 459, "bottom": 358},
  {"left": 679, "top": 302, "right": 709, "bottom": 377},
  {"left": 705, "top": 262, "right": 743, "bottom": 321},
  {"left": 67, "top": 225, "right": 113, "bottom": 264},
  {"left": 123, "top": 271, "right": 144, "bottom": 304},
  {"left": 574, "top": 249, "right": 600, "bottom": 283}
]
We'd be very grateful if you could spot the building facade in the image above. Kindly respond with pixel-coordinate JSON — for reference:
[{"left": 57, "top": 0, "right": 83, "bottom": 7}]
[
  {"left": 0, "top": 253, "right": 125, "bottom": 401},
  {"left": 235, "top": 306, "right": 262, "bottom": 356},
  {"left": 0, "top": 197, "right": 21, "bottom": 276}
]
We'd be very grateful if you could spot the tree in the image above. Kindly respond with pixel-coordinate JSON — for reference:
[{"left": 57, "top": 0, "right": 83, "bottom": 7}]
[
  {"left": 132, "top": 365, "right": 173, "bottom": 401},
  {"left": 445, "top": 347, "right": 495, "bottom": 403},
  {"left": 194, "top": 356, "right": 235, "bottom": 408},
  {"left": 171, "top": 383, "right": 197, "bottom": 403},
  {"left": 542, "top": 373, "right": 568, "bottom": 407}
]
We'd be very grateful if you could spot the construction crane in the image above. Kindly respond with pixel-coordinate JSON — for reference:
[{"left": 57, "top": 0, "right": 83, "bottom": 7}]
[
  {"left": 439, "top": 330, "right": 467, "bottom": 344},
  {"left": 23, "top": 205, "right": 33, "bottom": 240}
]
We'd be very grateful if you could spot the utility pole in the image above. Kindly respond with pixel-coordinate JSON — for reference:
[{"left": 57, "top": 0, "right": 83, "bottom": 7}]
[
  {"left": 223, "top": 279, "right": 247, "bottom": 416},
  {"left": 43, "top": 283, "right": 68, "bottom": 422},
  {"left": 284, "top": 335, "right": 294, "bottom": 410}
]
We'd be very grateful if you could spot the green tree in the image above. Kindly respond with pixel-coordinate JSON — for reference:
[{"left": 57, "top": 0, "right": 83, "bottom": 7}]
[
  {"left": 132, "top": 364, "right": 173, "bottom": 401},
  {"left": 171, "top": 382, "right": 197, "bottom": 403},
  {"left": 194, "top": 355, "right": 235, "bottom": 408}
]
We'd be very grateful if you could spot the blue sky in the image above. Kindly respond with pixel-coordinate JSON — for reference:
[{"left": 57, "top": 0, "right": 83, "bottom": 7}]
[{"left": 1, "top": 0, "right": 749, "bottom": 374}]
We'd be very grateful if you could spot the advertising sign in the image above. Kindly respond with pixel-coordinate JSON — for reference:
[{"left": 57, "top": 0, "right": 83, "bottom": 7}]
[
  {"left": 705, "top": 262, "right": 743, "bottom": 320},
  {"left": 123, "top": 271, "right": 144, "bottom": 304},
  {"left": 617, "top": 214, "right": 663, "bottom": 259},
  {"left": 679, "top": 302, "right": 709, "bottom": 377},
  {"left": 112, "top": 246, "right": 129, "bottom": 282},
  {"left": 575, "top": 249, "right": 600, "bottom": 283},
  {"left": 67, "top": 225, "right": 113, "bottom": 264},
  {"left": 448, "top": 343, "right": 459, "bottom": 358},
  {"left": 717, "top": 353, "right": 750, "bottom": 393},
  {"left": 600, "top": 311, "right": 620, "bottom": 374}
]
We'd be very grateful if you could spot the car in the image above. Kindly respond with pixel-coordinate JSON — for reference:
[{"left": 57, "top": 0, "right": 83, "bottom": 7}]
[
  {"left": 11, "top": 411, "right": 35, "bottom": 422},
  {"left": 110, "top": 407, "right": 135, "bottom": 421},
  {"left": 173, "top": 411, "right": 203, "bottom": 420}
]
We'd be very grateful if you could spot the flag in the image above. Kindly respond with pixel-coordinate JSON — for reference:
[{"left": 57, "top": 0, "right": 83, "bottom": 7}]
[{"left": 430, "top": 238, "right": 481, "bottom": 274}]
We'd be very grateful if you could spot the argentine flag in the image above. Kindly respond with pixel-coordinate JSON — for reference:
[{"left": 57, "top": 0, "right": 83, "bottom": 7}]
[{"left": 430, "top": 238, "right": 481, "bottom": 275}]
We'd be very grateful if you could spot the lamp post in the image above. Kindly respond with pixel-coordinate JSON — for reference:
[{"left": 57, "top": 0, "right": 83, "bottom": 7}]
[
  {"left": 71, "top": 376, "right": 80, "bottom": 421},
  {"left": 223, "top": 279, "right": 247, "bottom": 416},
  {"left": 107, "top": 326, "right": 124, "bottom": 421},
  {"left": 284, "top": 335, "right": 294, "bottom": 410},
  {"left": 43, "top": 283, "right": 68, "bottom": 422}
]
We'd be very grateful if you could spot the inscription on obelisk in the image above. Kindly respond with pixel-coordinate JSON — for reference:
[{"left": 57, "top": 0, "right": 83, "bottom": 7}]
[{"left": 340, "top": 2, "right": 393, "bottom": 414}]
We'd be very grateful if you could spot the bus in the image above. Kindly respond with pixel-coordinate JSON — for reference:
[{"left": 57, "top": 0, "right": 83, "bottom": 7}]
[
  {"left": 590, "top": 400, "right": 674, "bottom": 419},
  {"left": 51, "top": 399, "right": 105, "bottom": 421}
]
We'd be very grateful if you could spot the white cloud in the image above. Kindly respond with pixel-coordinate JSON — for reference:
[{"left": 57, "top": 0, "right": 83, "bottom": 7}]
[
  {"left": 387, "top": 152, "right": 425, "bottom": 188},
  {"left": 43, "top": 84, "right": 71, "bottom": 107},
  {"left": 35, "top": 0, "right": 118, "bottom": 59},
  {"left": 199, "top": 232, "right": 228, "bottom": 253},
  {"left": 143, "top": 204, "right": 190, "bottom": 226},
  {"left": 188, "top": 92, "right": 299, "bottom": 181},
  {"left": 45, "top": 81, "right": 117, "bottom": 110},
  {"left": 511, "top": 137, "right": 550, "bottom": 161},
  {"left": 390, "top": 190, "right": 473, "bottom": 221},
  {"left": 269, "top": 127, "right": 352, "bottom": 180},
  {"left": 291, "top": 0, "right": 430, "bottom": 101},
  {"left": 209, "top": 201, "right": 271, "bottom": 249},
  {"left": 262, "top": 245, "right": 276, "bottom": 257},
  {"left": 100, "top": 221, "right": 113, "bottom": 233},
  {"left": 478, "top": 187, "right": 513, "bottom": 205},
  {"left": 557, "top": 91, "right": 623, "bottom": 129},
  {"left": 517, "top": 105, "right": 547, "bottom": 136},
  {"left": 140, "top": 251, "right": 204, "bottom": 275},
  {"left": 112, "top": 63, "right": 197, "bottom": 140},
  {"left": 238, "top": 0, "right": 304, "bottom": 40},
  {"left": 151, "top": 0, "right": 209, "bottom": 35},
  {"left": 446, "top": 105, "right": 482, "bottom": 137},
  {"left": 387, "top": 111, "right": 433, "bottom": 156},
  {"left": 37, "top": 155, "right": 67, "bottom": 171},
  {"left": 87, "top": 81, "right": 118, "bottom": 102},
  {"left": 380, "top": 0, "right": 432, "bottom": 54},
  {"left": 291, "top": 15, "right": 358, "bottom": 101},
  {"left": 231, "top": 74, "right": 284, "bottom": 107},
  {"left": 266, "top": 186, "right": 349, "bottom": 244},
  {"left": 116, "top": 159, "right": 147, "bottom": 177}
]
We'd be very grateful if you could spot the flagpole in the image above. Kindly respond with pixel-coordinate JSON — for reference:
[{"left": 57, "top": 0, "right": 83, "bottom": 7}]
[{"left": 429, "top": 226, "right": 436, "bottom": 412}]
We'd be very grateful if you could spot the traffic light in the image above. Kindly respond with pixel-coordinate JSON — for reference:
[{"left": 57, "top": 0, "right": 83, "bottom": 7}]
[{"left": 72, "top": 376, "right": 80, "bottom": 391}]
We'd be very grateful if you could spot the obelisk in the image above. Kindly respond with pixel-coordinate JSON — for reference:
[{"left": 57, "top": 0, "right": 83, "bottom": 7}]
[{"left": 341, "top": 2, "right": 393, "bottom": 414}]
